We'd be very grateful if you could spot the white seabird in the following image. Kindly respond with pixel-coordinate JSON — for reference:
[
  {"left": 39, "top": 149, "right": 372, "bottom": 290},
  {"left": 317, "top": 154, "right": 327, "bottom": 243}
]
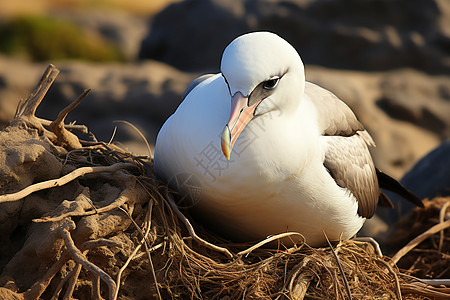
[{"left": 154, "top": 32, "right": 422, "bottom": 247}]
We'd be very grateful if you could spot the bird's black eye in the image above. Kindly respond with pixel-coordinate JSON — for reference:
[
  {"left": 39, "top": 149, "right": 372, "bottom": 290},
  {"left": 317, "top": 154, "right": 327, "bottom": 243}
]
[{"left": 263, "top": 76, "right": 280, "bottom": 90}]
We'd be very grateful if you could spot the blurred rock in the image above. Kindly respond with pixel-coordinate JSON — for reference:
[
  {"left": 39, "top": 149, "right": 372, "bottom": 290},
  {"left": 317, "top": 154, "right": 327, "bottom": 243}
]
[
  {"left": 140, "top": 0, "right": 247, "bottom": 72},
  {"left": 140, "top": 0, "right": 450, "bottom": 73},
  {"left": 0, "top": 57, "right": 43, "bottom": 129},
  {"left": 368, "top": 141, "right": 449, "bottom": 235},
  {"left": 377, "top": 70, "right": 450, "bottom": 138},
  {"left": 401, "top": 140, "right": 450, "bottom": 200},
  {"left": 53, "top": 10, "right": 149, "bottom": 61}
]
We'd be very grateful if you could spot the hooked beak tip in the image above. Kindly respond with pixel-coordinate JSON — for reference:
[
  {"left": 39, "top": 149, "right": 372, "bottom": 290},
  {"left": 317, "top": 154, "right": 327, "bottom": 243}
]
[{"left": 221, "top": 125, "right": 231, "bottom": 160}]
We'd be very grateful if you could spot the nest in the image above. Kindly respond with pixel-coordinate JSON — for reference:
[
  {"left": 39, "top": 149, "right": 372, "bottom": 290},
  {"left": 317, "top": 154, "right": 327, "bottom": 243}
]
[{"left": 0, "top": 65, "right": 449, "bottom": 300}]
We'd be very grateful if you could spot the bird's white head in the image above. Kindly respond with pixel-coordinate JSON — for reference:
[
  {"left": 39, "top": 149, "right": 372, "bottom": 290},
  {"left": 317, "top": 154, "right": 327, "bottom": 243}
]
[{"left": 220, "top": 31, "right": 305, "bottom": 159}]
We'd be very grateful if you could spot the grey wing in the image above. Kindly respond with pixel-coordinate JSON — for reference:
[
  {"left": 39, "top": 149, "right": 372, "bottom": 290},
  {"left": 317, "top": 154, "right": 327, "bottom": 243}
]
[
  {"left": 182, "top": 74, "right": 216, "bottom": 100},
  {"left": 323, "top": 133, "right": 379, "bottom": 218},
  {"left": 305, "top": 82, "right": 379, "bottom": 218},
  {"left": 306, "top": 82, "right": 365, "bottom": 137}
]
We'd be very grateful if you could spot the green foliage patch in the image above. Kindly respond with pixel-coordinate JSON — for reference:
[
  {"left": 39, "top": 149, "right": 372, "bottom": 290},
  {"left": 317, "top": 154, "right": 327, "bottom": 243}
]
[{"left": 0, "top": 15, "right": 124, "bottom": 62}]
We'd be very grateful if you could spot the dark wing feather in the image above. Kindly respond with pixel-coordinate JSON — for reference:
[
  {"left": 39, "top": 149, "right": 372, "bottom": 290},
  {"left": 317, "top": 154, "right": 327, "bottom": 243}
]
[
  {"left": 378, "top": 191, "right": 395, "bottom": 208},
  {"left": 376, "top": 169, "right": 424, "bottom": 208}
]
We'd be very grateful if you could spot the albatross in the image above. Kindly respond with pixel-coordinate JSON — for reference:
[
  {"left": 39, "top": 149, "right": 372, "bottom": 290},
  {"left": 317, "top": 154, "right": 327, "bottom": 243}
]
[{"left": 154, "top": 32, "right": 423, "bottom": 247}]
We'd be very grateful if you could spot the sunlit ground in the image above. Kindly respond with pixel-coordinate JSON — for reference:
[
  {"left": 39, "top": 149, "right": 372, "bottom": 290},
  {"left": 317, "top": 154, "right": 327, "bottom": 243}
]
[{"left": 0, "top": 0, "right": 180, "bottom": 17}]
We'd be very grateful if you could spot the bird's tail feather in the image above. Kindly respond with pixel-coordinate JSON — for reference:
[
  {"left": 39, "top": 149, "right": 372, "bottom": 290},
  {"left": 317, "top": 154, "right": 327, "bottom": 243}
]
[{"left": 376, "top": 168, "right": 424, "bottom": 208}]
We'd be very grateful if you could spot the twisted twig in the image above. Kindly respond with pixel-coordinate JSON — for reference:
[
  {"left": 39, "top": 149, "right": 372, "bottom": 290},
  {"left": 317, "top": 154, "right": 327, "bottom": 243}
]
[
  {"left": 165, "top": 191, "right": 234, "bottom": 259},
  {"left": 50, "top": 89, "right": 90, "bottom": 149},
  {"left": 0, "top": 162, "right": 135, "bottom": 204},
  {"left": 391, "top": 220, "right": 450, "bottom": 265},
  {"left": 60, "top": 221, "right": 117, "bottom": 300}
]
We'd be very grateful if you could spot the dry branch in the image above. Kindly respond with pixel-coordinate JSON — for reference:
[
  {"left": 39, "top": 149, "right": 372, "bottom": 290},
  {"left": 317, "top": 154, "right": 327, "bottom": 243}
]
[
  {"left": 143, "top": 234, "right": 162, "bottom": 300},
  {"left": 380, "top": 260, "right": 402, "bottom": 300},
  {"left": 237, "top": 232, "right": 305, "bottom": 257},
  {"left": 60, "top": 221, "right": 117, "bottom": 300},
  {"left": 50, "top": 89, "right": 90, "bottom": 149},
  {"left": 0, "top": 162, "right": 135, "bottom": 204},
  {"left": 39, "top": 118, "right": 88, "bottom": 133},
  {"left": 113, "top": 120, "right": 152, "bottom": 158},
  {"left": 351, "top": 237, "right": 383, "bottom": 256},
  {"left": 35, "top": 182, "right": 136, "bottom": 223},
  {"left": 22, "top": 65, "right": 60, "bottom": 118},
  {"left": 391, "top": 219, "right": 450, "bottom": 265},
  {"left": 400, "top": 283, "right": 450, "bottom": 299},
  {"left": 113, "top": 199, "right": 162, "bottom": 300},
  {"left": 419, "top": 279, "right": 450, "bottom": 287},
  {"left": 10, "top": 64, "right": 60, "bottom": 135},
  {"left": 438, "top": 201, "right": 450, "bottom": 252}
]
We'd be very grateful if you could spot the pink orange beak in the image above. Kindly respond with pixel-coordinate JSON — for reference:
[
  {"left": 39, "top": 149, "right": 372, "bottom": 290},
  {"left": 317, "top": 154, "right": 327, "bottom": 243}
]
[{"left": 221, "top": 92, "right": 260, "bottom": 160}]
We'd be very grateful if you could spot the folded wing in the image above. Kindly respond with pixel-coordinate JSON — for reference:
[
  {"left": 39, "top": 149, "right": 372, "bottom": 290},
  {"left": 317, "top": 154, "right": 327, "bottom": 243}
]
[{"left": 306, "top": 82, "right": 379, "bottom": 218}]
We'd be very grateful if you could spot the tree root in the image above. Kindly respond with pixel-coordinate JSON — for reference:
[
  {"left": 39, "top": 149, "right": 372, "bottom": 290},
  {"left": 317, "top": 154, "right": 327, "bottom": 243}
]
[
  {"left": 50, "top": 89, "right": 90, "bottom": 150},
  {"left": 0, "top": 162, "right": 135, "bottom": 204},
  {"left": 9, "top": 64, "right": 90, "bottom": 150},
  {"left": 22, "top": 254, "right": 70, "bottom": 300},
  {"left": 39, "top": 117, "right": 88, "bottom": 134},
  {"left": 34, "top": 177, "right": 137, "bottom": 224},
  {"left": 11, "top": 64, "right": 60, "bottom": 135},
  {"left": 52, "top": 261, "right": 81, "bottom": 300},
  {"left": 50, "top": 242, "right": 118, "bottom": 300},
  {"left": 59, "top": 221, "right": 117, "bottom": 300}
]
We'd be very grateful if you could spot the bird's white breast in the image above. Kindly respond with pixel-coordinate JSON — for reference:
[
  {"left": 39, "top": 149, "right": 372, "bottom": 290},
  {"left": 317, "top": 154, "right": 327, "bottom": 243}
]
[{"left": 154, "top": 76, "right": 364, "bottom": 246}]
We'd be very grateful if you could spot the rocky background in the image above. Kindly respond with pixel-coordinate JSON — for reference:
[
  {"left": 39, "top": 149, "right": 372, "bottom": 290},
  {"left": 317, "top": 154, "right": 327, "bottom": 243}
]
[{"left": 0, "top": 0, "right": 449, "bottom": 215}]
